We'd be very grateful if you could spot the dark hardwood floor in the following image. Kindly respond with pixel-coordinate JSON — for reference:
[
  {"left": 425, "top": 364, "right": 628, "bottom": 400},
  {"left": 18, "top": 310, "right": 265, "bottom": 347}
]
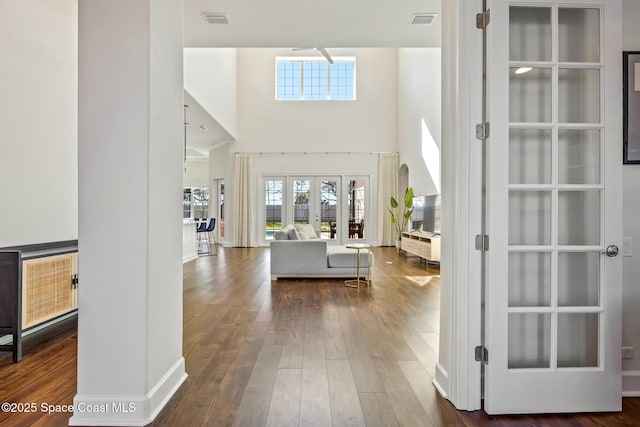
[{"left": 1, "top": 246, "right": 639, "bottom": 426}]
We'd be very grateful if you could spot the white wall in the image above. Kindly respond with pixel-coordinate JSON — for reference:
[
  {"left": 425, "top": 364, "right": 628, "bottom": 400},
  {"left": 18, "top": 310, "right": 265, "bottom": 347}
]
[
  {"left": 398, "top": 48, "right": 442, "bottom": 196},
  {"left": 235, "top": 48, "right": 398, "bottom": 153},
  {"left": 183, "top": 158, "right": 209, "bottom": 187},
  {"left": 0, "top": 0, "right": 78, "bottom": 247},
  {"left": 184, "top": 48, "right": 238, "bottom": 138},
  {"left": 622, "top": 0, "right": 640, "bottom": 388}
]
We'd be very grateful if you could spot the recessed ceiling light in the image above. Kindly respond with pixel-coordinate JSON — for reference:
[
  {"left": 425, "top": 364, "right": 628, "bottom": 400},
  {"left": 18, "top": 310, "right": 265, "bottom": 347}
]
[
  {"left": 202, "top": 13, "right": 229, "bottom": 25},
  {"left": 410, "top": 13, "right": 437, "bottom": 25}
]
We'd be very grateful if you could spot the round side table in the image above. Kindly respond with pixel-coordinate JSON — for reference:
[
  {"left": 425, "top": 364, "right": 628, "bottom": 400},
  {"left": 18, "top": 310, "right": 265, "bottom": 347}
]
[{"left": 344, "top": 243, "right": 372, "bottom": 289}]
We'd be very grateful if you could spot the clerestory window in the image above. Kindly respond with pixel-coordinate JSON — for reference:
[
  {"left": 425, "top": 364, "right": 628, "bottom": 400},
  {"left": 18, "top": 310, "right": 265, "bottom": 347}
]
[{"left": 275, "top": 57, "right": 356, "bottom": 101}]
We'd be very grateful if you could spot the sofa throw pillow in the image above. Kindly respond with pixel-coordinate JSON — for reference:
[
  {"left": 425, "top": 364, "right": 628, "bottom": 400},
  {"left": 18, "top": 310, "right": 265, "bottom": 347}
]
[
  {"left": 294, "top": 223, "right": 317, "bottom": 239},
  {"left": 274, "top": 229, "right": 289, "bottom": 240},
  {"left": 298, "top": 231, "right": 309, "bottom": 240},
  {"left": 287, "top": 227, "right": 300, "bottom": 240}
]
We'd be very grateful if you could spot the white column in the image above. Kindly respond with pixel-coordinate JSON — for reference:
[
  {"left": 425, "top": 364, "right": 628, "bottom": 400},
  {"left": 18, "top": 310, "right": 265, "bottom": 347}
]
[{"left": 71, "top": 1, "right": 186, "bottom": 425}]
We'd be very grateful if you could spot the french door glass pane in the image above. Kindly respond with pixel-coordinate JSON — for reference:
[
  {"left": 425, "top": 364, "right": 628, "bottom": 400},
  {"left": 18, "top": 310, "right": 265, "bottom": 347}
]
[
  {"left": 558, "top": 191, "right": 601, "bottom": 245},
  {"left": 509, "top": 190, "right": 552, "bottom": 245},
  {"left": 557, "top": 313, "right": 599, "bottom": 367},
  {"left": 293, "top": 179, "right": 311, "bottom": 225},
  {"left": 506, "top": 5, "right": 605, "bottom": 376},
  {"left": 347, "top": 179, "right": 366, "bottom": 239},
  {"left": 508, "top": 313, "right": 551, "bottom": 369},
  {"left": 558, "top": 129, "right": 601, "bottom": 184},
  {"left": 509, "top": 129, "right": 552, "bottom": 184},
  {"left": 265, "top": 179, "right": 283, "bottom": 240},
  {"left": 510, "top": 68, "right": 552, "bottom": 123},
  {"left": 320, "top": 180, "right": 337, "bottom": 240},
  {"left": 508, "top": 252, "right": 551, "bottom": 307},
  {"left": 509, "top": 7, "right": 552, "bottom": 62},
  {"left": 558, "top": 252, "right": 600, "bottom": 306},
  {"left": 558, "top": 69, "right": 600, "bottom": 123},
  {"left": 558, "top": 8, "right": 600, "bottom": 63}
]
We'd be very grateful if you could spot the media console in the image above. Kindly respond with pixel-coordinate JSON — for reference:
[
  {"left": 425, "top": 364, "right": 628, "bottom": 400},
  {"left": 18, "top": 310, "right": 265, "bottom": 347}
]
[{"left": 401, "top": 231, "right": 441, "bottom": 267}]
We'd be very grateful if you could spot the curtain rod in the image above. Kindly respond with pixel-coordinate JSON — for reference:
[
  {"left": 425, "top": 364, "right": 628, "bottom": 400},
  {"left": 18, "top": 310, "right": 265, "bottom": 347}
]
[{"left": 233, "top": 151, "right": 398, "bottom": 156}]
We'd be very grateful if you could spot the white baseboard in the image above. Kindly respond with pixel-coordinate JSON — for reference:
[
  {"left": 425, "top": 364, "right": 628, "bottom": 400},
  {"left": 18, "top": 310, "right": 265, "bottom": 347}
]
[
  {"left": 433, "top": 362, "right": 449, "bottom": 399},
  {"left": 622, "top": 370, "right": 640, "bottom": 397},
  {"left": 183, "top": 253, "right": 197, "bottom": 263},
  {"left": 69, "top": 357, "right": 187, "bottom": 426}
]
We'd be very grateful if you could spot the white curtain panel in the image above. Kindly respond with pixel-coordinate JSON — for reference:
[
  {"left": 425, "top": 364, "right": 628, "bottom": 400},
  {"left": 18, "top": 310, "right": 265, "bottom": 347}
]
[
  {"left": 377, "top": 152, "right": 399, "bottom": 246},
  {"left": 233, "top": 153, "right": 253, "bottom": 247}
]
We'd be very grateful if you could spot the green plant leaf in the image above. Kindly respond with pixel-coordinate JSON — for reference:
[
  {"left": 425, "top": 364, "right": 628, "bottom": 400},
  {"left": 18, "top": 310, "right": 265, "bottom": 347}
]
[
  {"left": 404, "top": 187, "right": 414, "bottom": 208},
  {"left": 390, "top": 197, "right": 398, "bottom": 208}
]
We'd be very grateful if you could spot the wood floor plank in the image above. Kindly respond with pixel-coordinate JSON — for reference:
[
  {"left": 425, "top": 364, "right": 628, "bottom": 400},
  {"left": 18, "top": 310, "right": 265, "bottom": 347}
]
[
  {"left": 358, "top": 392, "right": 401, "bottom": 427},
  {"left": 300, "top": 365, "right": 332, "bottom": 427},
  {"left": 323, "top": 319, "right": 348, "bottom": 360},
  {"left": 299, "top": 309, "right": 332, "bottom": 427},
  {"left": 398, "top": 325, "right": 439, "bottom": 377},
  {"left": 398, "top": 360, "right": 456, "bottom": 427},
  {"left": 266, "top": 369, "right": 302, "bottom": 427},
  {"left": 279, "top": 315, "right": 305, "bottom": 369},
  {"left": 327, "top": 359, "right": 366, "bottom": 427},
  {"left": 232, "top": 344, "right": 282, "bottom": 427},
  {"left": 374, "top": 359, "right": 435, "bottom": 427},
  {"left": 338, "top": 306, "right": 385, "bottom": 393}
]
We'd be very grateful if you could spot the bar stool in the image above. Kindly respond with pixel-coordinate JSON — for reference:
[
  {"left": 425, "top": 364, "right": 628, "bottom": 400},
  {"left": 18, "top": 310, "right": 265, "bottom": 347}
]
[{"left": 198, "top": 218, "right": 217, "bottom": 255}]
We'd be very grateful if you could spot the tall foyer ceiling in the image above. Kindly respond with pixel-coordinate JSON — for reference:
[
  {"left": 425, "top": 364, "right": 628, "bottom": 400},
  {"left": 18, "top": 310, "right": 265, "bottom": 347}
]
[{"left": 184, "top": 0, "right": 442, "bottom": 48}]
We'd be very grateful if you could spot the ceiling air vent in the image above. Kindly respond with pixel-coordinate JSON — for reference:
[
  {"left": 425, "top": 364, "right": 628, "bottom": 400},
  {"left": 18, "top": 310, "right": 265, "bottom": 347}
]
[
  {"left": 202, "top": 13, "right": 229, "bottom": 25},
  {"left": 410, "top": 13, "right": 437, "bottom": 25}
]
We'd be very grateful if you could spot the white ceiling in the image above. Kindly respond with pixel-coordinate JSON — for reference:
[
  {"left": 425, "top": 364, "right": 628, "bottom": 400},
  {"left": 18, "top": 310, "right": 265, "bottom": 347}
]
[
  {"left": 183, "top": 0, "right": 442, "bottom": 155},
  {"left": 184, "top": 0, "right": 442, "bottom": 48},
  {"left": 184, "top": 90, "right": 233, "bottom": 156}
]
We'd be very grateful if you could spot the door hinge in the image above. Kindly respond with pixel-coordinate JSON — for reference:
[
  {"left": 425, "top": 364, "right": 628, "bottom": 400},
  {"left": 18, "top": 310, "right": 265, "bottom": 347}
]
[
  {"left": 475, "top": 234, "right": 489, "bottom": 251},
  {"left": 476, "top": 122, "right": 490, "bottom": 140},
  {"left": 476, "top": 9, "right": 491, "bottom": 29},
  {"left": 71, "top": 274, "right": 78, "bottom": 289},
  {"left": 475, "top": 345, "right": 489, "bottom": 364}
]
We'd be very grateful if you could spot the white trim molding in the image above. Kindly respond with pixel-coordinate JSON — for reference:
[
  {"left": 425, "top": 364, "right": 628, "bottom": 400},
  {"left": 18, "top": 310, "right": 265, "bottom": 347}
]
[
  {"left": 69, "top": 358, "right": 187, "bottom": 426},
  {"left": 433, "top": 362, "right": 449, "bottom": 398},
  {"left": 439, "top": 0, "right": 483, "bottom": 411},
  {"left": 622, "top": 370, "right": 640, "bottom": 397}
]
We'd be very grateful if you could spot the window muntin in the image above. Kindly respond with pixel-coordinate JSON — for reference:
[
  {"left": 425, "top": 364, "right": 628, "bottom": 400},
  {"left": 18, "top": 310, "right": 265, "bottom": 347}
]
[{"left": 276, "top": 57, "right": 355, "bottom": 101}]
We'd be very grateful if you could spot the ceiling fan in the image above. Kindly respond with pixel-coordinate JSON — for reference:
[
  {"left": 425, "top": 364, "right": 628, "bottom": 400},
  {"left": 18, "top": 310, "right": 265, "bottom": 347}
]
[{"left": 291, "top": 47, "right": 334, "bottom": 64}]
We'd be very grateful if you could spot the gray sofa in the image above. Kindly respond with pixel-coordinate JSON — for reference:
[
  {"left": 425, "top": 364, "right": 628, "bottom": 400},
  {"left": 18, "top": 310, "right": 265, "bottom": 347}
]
[{"left": 269, "top": 224, "right": 374, "bottom": 280}]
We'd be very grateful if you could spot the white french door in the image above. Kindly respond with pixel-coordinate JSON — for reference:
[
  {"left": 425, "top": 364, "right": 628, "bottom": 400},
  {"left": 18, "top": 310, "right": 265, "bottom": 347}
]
[
  {"left": 290, "top": 177, "right": 341, "bottom": 240},
  {"left": 485, "top": 0, "right": 623, "bottom": 413},
  {"left": 262, "top": 175, "right": 369, "bottom": 244}
]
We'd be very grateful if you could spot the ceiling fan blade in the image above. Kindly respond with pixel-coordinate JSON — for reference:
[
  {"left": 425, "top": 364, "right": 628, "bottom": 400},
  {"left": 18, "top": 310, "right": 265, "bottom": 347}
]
[{"left": 317, "top": 47, "right": 334, "bottom": 64}]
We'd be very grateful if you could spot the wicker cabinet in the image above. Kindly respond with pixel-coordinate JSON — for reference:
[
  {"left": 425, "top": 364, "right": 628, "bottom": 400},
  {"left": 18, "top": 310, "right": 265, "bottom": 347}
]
[
  {"left": 0, "top": 241, "right": 77, "bottom": 362},
  {"left": 22, "top": 253, "right": 78, "bottom": 329},
  {"left": 401, "top": 232, "right": 441, "bottom": 265}
]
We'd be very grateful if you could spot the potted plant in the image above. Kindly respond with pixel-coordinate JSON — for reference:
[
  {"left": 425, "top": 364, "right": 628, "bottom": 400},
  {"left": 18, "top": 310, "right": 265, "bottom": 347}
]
[{"left": 388, "top": 187, "right": 414, "bottom": 248}]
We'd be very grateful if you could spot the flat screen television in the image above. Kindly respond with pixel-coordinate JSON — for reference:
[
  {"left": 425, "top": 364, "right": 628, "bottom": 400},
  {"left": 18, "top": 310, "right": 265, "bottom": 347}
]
[{"left": 411, "top": 194, "right": 441, "bottom": 235}]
